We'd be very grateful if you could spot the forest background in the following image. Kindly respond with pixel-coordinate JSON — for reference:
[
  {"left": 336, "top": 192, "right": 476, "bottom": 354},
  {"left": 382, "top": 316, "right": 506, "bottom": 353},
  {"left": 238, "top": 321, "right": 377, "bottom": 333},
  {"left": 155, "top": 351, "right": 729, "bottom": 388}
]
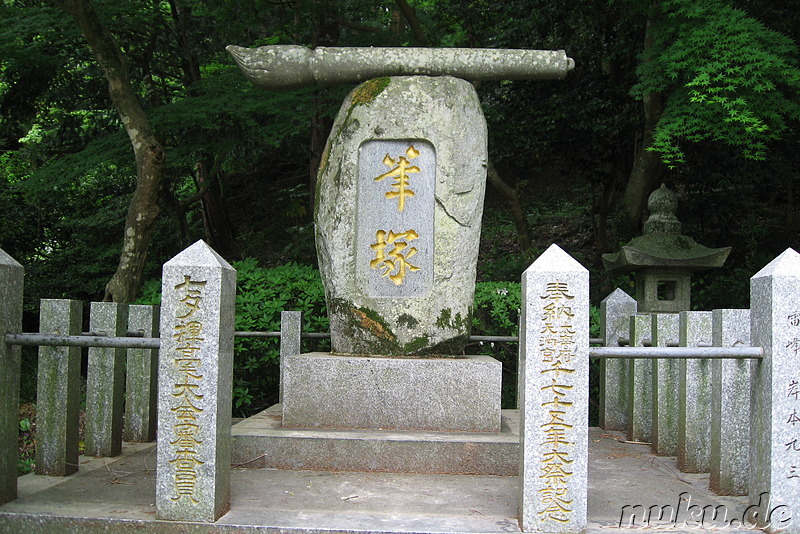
[{"left": 1, "top": 0, "right": 799, "bottom": 424}]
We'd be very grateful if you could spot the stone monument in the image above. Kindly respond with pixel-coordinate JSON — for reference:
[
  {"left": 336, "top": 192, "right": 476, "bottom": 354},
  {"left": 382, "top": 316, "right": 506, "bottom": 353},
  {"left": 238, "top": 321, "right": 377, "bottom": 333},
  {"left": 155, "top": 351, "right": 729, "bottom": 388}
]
[
  {"left": 602, "top": 184, "right": 731, "bottom": 312},
  {"left": 229, "top": 45, "right": 573, "bottom": 433}
]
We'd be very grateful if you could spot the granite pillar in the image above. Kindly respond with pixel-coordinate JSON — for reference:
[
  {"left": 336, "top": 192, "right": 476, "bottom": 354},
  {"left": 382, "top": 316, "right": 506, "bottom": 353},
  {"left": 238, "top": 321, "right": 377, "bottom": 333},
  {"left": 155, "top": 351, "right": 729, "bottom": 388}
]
[
  {"left": 652, "top": 313, "right": 680, "bottom": 456},
  {"left": 710, "top": 308, "right": 750, "bottom": 495},
  {"left": 598, "top": 289, "right": 637, "bottom": 431},
  {"left": 279, "top": 310, "right": 303, "bottom": 403},
  {"left": 748, "top": 248, "right": 800, "bottom": 532},
  {"left": 678, "top": 311, "right": 713, "bottom": 472},
  {"left": 125, "top": 305, "right": 159, "bottom": 442},
  {"left": 519, "top": 244, "right": 588, "bottom": 533},
  {"left": 85, "top": 302, "right": 128, "bottom": 457},
  {"left": 35, "top": 299, "right": 82, "bottom": 475},
  {"left": 156, "top": 240, "right": 236, "bottom": 522},
  {"left": 0, "top": 249, "right": 23, "bottom": 504},
  {"left": 627, "top": 314, "right": 653, "bottom": 443}
]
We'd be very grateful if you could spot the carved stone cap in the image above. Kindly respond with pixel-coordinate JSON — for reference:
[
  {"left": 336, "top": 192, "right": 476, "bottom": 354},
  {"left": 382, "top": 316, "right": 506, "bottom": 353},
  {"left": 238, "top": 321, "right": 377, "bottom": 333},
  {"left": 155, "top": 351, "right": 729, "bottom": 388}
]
[
  {"left": 644, "top": 183, "right": 681, "bottom": 235},
  {"left": 602, "top": 184, "right": 731, "bottom": 273}
]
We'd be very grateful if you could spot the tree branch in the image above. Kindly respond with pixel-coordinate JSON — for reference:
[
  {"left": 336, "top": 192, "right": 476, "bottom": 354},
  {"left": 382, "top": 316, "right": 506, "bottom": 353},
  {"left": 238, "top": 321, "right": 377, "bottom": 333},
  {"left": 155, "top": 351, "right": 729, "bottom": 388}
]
[
  {"left": 394, "top": 0, "right": 428, "bottom": 45},
  {"left": 487, "top": 161, "right": 532, "bottom": 254},
  {"left": 333, "top": 14, "right": 380, "bottom": 33}
]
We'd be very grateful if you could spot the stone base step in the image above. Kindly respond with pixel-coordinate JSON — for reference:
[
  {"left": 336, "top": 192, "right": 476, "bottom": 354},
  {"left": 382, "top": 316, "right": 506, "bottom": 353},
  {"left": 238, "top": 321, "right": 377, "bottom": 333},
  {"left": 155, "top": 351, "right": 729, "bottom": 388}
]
[{"left": 231, "top": 404, "right": 519, "bottom": 476}]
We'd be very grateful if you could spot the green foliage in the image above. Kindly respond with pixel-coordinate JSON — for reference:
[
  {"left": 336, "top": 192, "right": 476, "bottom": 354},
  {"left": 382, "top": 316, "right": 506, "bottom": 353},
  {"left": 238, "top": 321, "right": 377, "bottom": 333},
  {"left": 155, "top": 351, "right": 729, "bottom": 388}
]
[
  {"left": 472, "top": 281, "right": 521, "bottom": 336},
  {"left": 232, "top": 259, "right": 328, "bottom": 416},
  {"left": 470, "top": 281, "right": 520, "bottom": 409},
  {"left": 18, "top": 417, "right": 34, "bottom": 475},
  {"left": 631, "top": 0, "right": 800, "bottom": 166}
]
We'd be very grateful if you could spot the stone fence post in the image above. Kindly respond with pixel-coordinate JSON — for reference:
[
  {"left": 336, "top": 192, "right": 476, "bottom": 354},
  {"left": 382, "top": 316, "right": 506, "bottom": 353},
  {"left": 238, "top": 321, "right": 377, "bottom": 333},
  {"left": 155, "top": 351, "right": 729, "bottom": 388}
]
[
  {"left": 279, "top": 310, "right": 303, "bottom": 403},
  {"left": 627, "top": 313, "right": 652, "bottom": 442},
  {"left": 749, "top": 248, "right": 800, "bottom": 531},
  {"left": 519, "top": 244, "right": 588, "bottom": 533},
  {"left": 0, "top": 248, "right": 23, "bottom": 505},
  {"left": 85, "top": 302, "right": 129, "bottom": 457},
  {"left": 598, "top": 289, "right": 636, "bottom": 431},
  {"left": 125, "top": 305, "right": 160, "bottom": 442},
  {"left": 710, "top": 308, "right": 750, "bottom": 495},
  {"left": 652, "top": 313, "right": 680, "bottom": 456},
  {"left": 678, "top": 311, "right": 712, "bottom": 473},
  {"left": 36, "top": 299, "right": 82, "bottom": 475},
  {"left": 156, "top": 240, "right": 236, "bottom": 522}
]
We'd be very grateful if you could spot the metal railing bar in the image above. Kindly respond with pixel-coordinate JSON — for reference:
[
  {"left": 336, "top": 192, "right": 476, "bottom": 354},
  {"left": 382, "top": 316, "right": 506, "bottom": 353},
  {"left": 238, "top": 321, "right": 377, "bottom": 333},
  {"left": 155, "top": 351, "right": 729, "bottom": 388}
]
[
  {"left": 6, "top": 331, "right": 741, "bottom": 356},
  {"left": 82, "top": 330, "right": 144, "bottom": 337},
  {"left": 590, "top": 346, "right": 763, "bottom": 359},
  {"left": 6, "top": 333, "right": 160, "bottom": 349}
]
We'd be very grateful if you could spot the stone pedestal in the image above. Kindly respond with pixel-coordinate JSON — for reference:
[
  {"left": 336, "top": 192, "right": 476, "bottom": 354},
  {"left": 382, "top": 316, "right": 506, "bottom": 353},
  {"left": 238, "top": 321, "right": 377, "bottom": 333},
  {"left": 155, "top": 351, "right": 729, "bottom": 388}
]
[{"left": 282, "top": 353, "right": 501, "bottom": 432}]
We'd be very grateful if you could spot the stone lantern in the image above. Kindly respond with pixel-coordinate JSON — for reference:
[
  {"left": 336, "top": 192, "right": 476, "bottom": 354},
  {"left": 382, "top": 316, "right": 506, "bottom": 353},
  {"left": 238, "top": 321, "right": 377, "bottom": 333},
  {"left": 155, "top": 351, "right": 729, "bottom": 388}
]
[{"left": 602, "top": 184, "right": 731, "bottom": 313}]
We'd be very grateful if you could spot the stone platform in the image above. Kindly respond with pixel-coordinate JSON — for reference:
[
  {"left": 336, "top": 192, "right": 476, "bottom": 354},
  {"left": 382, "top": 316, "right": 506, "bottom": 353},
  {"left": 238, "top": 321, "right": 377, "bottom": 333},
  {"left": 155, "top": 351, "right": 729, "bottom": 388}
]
[
  {"left": 0, "top": 428, "right": 761, "bottom": 534},
  {"left": 231, "top": 405, "right": 518, "bottom": 475}
]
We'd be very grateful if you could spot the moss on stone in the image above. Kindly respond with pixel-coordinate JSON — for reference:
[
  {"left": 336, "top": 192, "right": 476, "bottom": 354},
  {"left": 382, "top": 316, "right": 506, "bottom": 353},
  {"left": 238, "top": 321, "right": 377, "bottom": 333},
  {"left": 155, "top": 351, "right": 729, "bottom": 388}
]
[
  {"left": 435, "top": 308, "right": 469, "bottom": 331},
  {"left": 340, "top": 77, "right": 391, "bottom": 131},
  {"left": 420, "top": 334, "right": 470, "bottom": 356},
  {"left": 402, "top": 335, "right": 430, "bottom": 354},
  {"left": 397, "top": 313, "right": 419, "bottom": 328},
  {"left": 350, "top": 77, "right": 391, "bottom": 105},
  {"left": 435, "top": 308, "right": 452, "bottom": 328}
]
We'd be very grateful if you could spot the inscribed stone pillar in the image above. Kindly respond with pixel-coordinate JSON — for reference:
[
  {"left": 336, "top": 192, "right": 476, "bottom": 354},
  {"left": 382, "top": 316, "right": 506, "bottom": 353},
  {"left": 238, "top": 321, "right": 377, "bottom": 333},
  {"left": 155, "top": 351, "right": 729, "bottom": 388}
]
[
  {"left": 627, "top": 314, "right": 653, "bottom": 442},
  {"left": 599, "top": 289, "right": 637, "bottom": 430},
  {"left": 749, "top": 249, "right": 800, "bottom": 532},
  {"left": 85, "top": 302, "right": 128, "bottom": 457},
  {"left": 156, "top": 240, "right": 236, "bottom": 523},
  {"left": 36, "top": 299, "right": 82, "bottom": 475},
  {"left": 0, "top": 248, "right": 23, "bottom": 505},
  {"left": 710, "top": 308, "right": 750, "bottom": 496},
  {"left": 519, "top": 244, "right": 588, "bottom": 533},
  {"left": 125, "top": 305, "right": 159, "bottom": 442},
  {"left": 678, "top": 310, "right": 713, "bottom": 473},
  {"left": 652, "top": 313, "right": 680, "bottom": 456},
  {"left": 315, "top": 75, "right": 487, "bottom": 355}
]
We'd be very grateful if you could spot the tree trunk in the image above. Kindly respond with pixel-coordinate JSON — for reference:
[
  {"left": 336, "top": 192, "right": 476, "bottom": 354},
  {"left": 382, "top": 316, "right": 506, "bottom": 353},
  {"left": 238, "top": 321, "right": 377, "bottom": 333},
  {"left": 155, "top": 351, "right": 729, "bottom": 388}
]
[
  {"left": 487, "top": 162, "right": 533, "bottom": 256},
  {"left": 55, "top": 0, "right": 166, "bottom": 303},
  {"left": 394, "top": 0, "right": 428, "bottom": 45},
  {"left": 621, "top": 15, "right": 663, "bottom": 228}
]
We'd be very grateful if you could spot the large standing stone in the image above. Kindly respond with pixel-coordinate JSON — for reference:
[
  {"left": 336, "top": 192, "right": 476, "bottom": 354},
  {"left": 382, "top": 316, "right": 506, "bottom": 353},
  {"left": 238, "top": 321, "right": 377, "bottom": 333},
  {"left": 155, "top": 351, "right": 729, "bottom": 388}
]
[
  {"left": 519, "top": 244, "right": 588, "bottom": 533},
  {"left": 156, "top": 240, "right": 236, "bottom": 522},
  {"left": 36, "top": 299, "right": 82, "bottom": 475},
  {"left": 599, "top": 289, "right": 637, "bottom": 431},
  {"left": 749, "top": 249, "right": 800, "bottom": 532},
  {"left": 316, "top": 75, "right": 487, "bottom": 355},
  {"left": 0, "top": 248, "right": 22, "bottom": 505}
]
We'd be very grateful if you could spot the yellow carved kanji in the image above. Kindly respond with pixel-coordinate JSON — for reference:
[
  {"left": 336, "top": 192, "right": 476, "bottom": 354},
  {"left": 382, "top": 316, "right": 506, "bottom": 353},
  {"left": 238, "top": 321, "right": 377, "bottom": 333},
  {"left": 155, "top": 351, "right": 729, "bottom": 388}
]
[
  {"left": 369, "top": 229, "right": 420, "bottom": 285},
  {"left": 374, "top": 145, "right": 420, "bottom": 212}
]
